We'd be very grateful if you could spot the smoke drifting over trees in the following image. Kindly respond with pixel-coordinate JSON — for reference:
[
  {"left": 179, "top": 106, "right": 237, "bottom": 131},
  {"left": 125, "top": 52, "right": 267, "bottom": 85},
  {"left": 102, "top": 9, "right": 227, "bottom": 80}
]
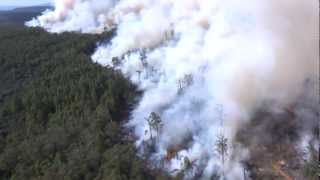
[{"left": 26, "top": 0, "right": 319, "bottom": 179}]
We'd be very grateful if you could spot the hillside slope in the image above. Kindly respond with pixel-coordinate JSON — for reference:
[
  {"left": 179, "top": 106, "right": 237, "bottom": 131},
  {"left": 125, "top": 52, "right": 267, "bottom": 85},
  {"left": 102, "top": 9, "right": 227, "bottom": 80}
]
[
  {"left": 0, "top": 25, "right": 174, "bottom": 180},
  {"left": 0, "top": 6, "right": 51, "bottom": 25}
]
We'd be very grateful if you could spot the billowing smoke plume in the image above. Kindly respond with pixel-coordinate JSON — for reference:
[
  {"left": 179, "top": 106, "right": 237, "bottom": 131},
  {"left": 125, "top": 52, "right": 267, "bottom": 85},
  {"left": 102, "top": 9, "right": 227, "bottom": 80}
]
[
  {"left": 27, "top": 0, "right": 319, "bottom": 179},
  {"left": 26, "top": 0, "right": 117, "bottom": 33}
]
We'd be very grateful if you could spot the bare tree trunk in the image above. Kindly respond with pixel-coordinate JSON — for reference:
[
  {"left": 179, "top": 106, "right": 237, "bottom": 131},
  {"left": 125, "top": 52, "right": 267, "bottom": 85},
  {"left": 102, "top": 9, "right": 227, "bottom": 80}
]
[
  {"left": 222, "top": 152, "right": 225, "bottom": 165},
  {"left": 222, "top": 152, "right": 225, "bottom": 179},
  {"left": 243, "top": 166, "right": 247, "bottom": 180},
  {"left": 149, "top": 126, "right": 153, "bottom": 140},
  {"left": 156, "top": 127, "right": 159, "bottom": 143}
]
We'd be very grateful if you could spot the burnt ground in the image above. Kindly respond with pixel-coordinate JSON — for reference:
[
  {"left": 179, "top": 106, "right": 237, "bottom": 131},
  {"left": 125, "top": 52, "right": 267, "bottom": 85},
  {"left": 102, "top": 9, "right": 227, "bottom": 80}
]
[{"left": 235, "top": 106, "right": 319, "bottom": 180}]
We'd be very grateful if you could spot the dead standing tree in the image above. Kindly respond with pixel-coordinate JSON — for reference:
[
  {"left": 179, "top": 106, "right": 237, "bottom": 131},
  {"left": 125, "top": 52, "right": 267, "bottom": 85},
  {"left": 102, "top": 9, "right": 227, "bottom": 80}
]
[
  {"left": 145, "top": 112, "right": 163, "bottom": 143},
  {"left": 216, "top": 134, "right": 228, "bottom": 178},
  {"left": 177, "top": 74, "right": 194, "bottom": 93}
]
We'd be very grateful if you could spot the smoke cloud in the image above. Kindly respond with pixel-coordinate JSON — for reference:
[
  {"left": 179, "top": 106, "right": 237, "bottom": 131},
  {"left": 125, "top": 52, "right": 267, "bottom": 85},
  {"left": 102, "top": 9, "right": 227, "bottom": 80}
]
[
  {"left": 26, "top": 0, "right": 117, "bottom": 33},
  {"left": 27, "top": 0, "right": 319, "bottom": 179}
]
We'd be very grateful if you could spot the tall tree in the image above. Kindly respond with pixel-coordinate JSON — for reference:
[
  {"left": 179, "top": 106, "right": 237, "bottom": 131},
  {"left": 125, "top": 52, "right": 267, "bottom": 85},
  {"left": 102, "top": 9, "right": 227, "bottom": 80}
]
[
  {"left": 216, "top": 134, "right": 228, "bottom": 178},
  {"left": 146, "top": 112, "right": 163, "bottom": 142}
]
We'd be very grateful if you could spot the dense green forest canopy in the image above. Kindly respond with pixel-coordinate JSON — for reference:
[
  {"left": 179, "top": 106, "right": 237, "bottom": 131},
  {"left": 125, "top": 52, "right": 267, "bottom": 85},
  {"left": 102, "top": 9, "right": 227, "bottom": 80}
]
[{"left": 0, "top": 25, "right": 174, "bottom": 180}]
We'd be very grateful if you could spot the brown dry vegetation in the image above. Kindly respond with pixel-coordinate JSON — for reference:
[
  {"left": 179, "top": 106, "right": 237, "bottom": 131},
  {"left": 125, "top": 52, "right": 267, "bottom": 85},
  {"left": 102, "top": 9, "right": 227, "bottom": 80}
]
[{"left": 236, "top": 106, "right": 319, "bottom": 180}]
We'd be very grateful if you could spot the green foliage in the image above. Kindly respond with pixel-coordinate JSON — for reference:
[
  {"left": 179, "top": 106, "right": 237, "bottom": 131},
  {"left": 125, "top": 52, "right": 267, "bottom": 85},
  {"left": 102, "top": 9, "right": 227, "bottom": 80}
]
[{"left": 0, "top": 25, "right": 170, "bottom": 180}]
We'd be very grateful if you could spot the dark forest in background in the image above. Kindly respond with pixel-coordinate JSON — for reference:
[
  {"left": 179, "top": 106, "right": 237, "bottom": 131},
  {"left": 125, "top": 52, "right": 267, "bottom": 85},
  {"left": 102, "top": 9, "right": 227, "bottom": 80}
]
[{"left": 0, "top": 6, "right": 51, "bottom": 25}]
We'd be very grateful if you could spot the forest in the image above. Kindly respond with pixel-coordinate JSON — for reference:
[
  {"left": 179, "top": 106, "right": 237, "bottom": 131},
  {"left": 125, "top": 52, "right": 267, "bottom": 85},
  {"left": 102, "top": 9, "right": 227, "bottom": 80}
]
[
  {"left": 0, "top": 5, "right": 318, "bottom": 180},
  {"left": 0, "top": 25, "right": 177, "bottom": 180},
  {"left": 0, "top": 6, "right": 51, "bottom": 26}
]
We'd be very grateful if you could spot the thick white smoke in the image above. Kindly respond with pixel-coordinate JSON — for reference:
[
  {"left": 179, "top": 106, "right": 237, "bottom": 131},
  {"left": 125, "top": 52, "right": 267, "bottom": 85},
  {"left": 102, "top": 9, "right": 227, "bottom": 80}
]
[
  {"left": 27, "top": 0, "right": 319, "bottom": 179},
  {"left": 26, "top": 0, "right": 117, "bottom": 33}
]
